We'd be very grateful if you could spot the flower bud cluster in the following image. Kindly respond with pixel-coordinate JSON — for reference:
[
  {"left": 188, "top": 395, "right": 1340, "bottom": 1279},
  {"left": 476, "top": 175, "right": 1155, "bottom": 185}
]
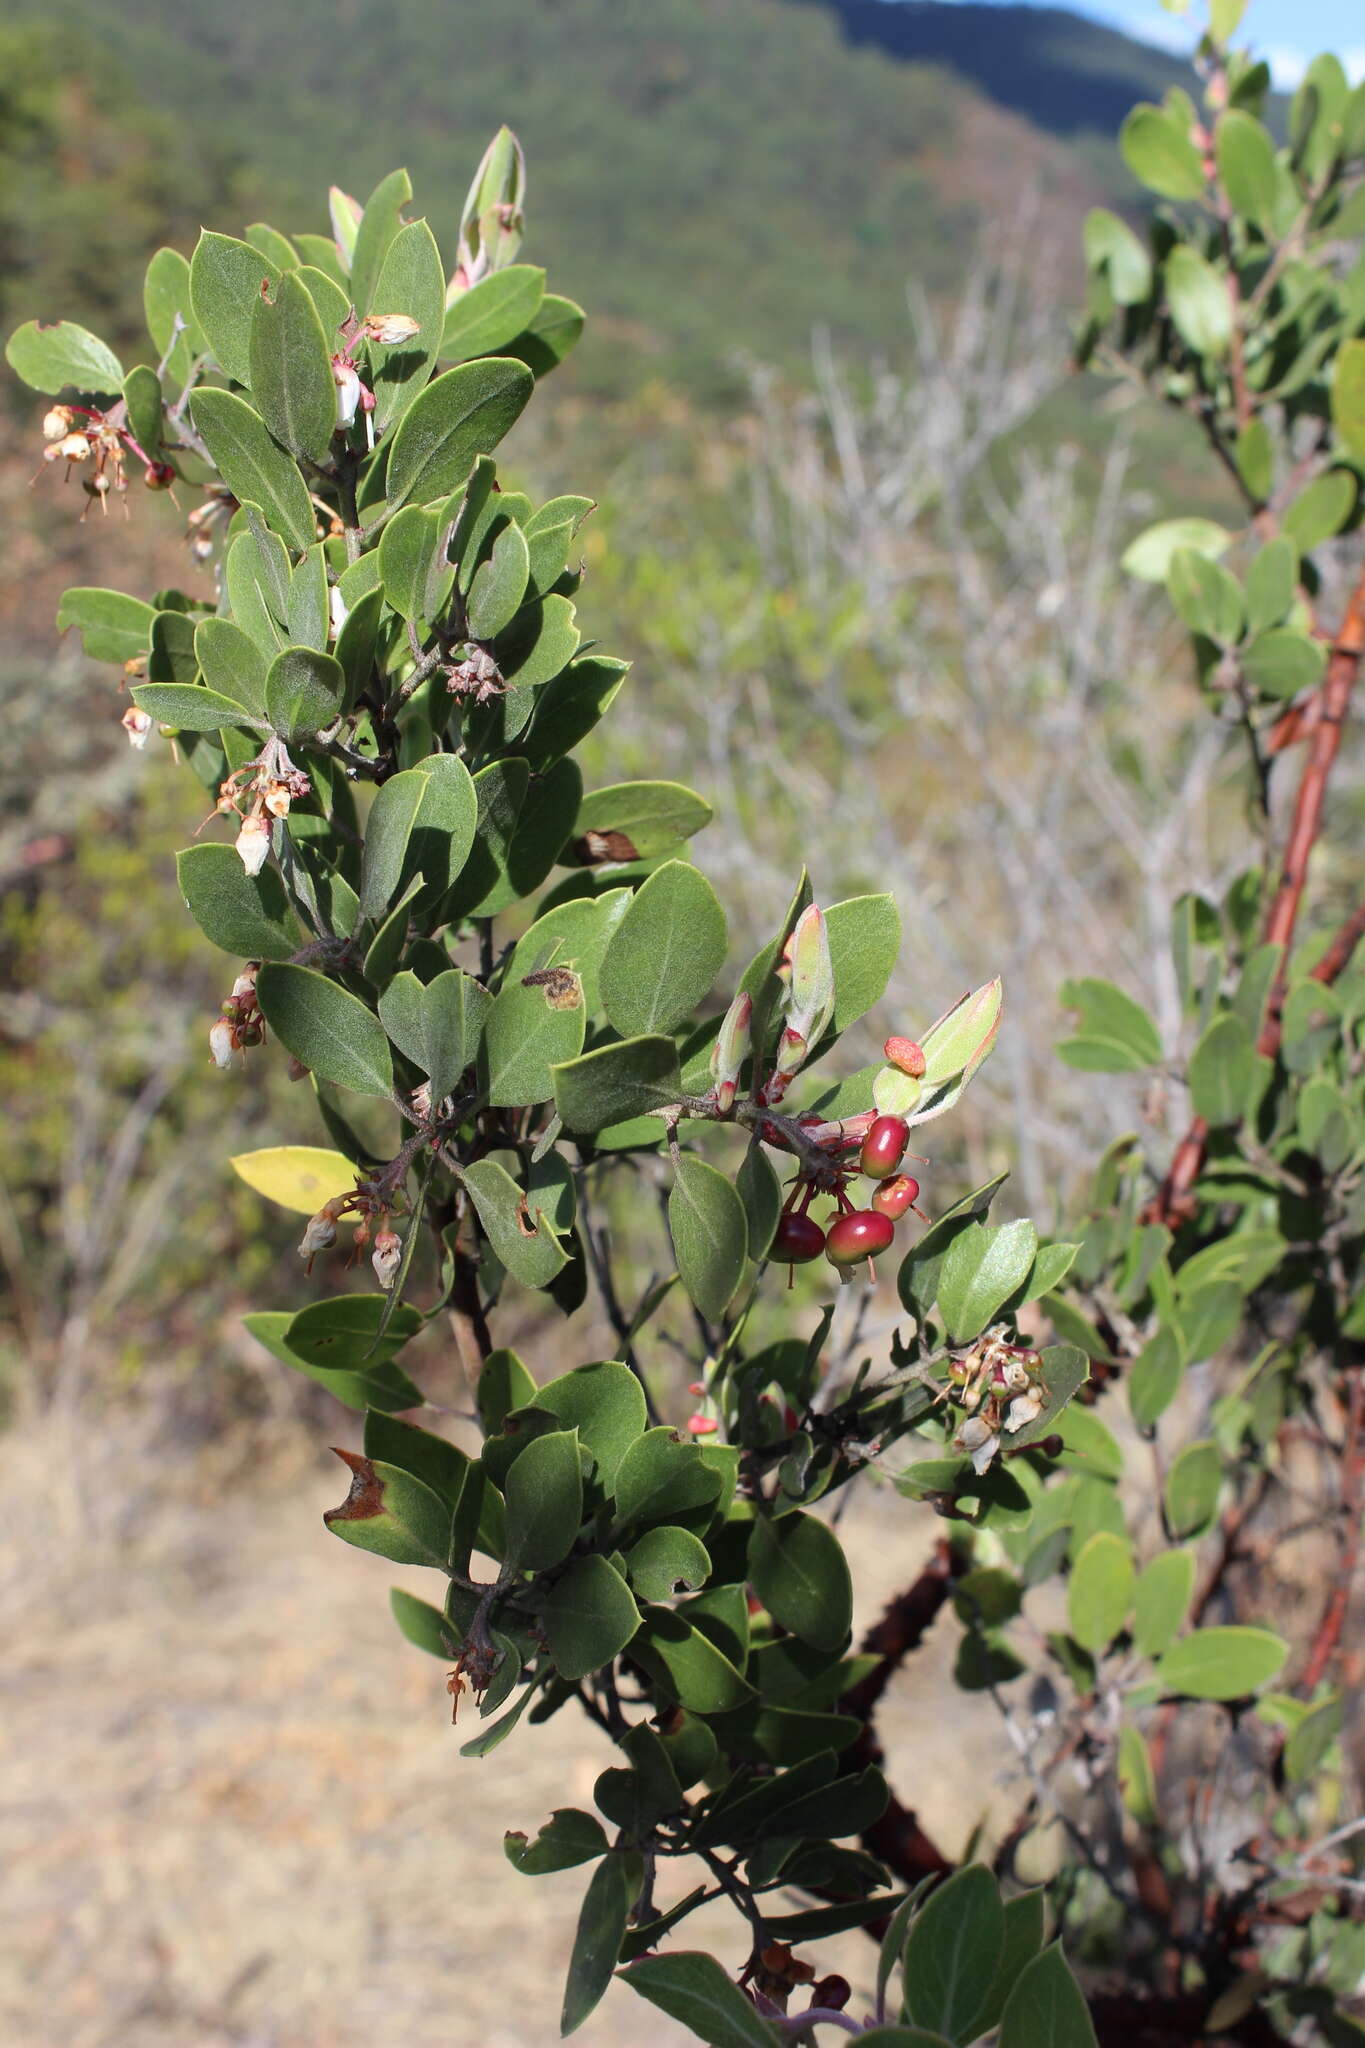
[
  {"left": 209, "top": 966, "right": 264, "bottom": 1068},
  {"left": 210, "top": 755, "right": 312, "bottom": 874},
  {"left": 297, "top": 1178, "right": 405, "bottom": 1290},
  {"left": 36, "top": 402, "right": 173, "bottom": 516},
  {"left": 185, "top": 484, "right": 238, "bottom": 562},
  {"left": 949, "top": 1328, "right": 1046, "bottom": 1473}
]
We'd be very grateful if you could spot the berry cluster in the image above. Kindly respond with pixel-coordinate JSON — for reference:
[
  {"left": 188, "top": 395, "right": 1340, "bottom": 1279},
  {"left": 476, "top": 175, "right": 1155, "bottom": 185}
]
[{"left": 772, "top": 1102, "right": 930, "bottom": 1284}]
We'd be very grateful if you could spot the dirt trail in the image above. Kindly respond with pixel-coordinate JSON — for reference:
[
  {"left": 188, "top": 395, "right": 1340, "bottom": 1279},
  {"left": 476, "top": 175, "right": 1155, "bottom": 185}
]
[{"left": 1, "top": 1426, "right": 1005, "bottom": 2048}]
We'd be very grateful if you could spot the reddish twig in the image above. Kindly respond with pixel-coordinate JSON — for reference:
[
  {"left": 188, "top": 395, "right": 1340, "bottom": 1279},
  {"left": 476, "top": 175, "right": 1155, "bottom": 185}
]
[
  {"left": 841, "top": 1542, "right": 958, "bottom": 1896},
  {"left": 1298, "top": 1365, "right": 1365, "bottom": 1695},
  {"left": 1145, "top": 564, "right": 1365, "bottom": 1229},
  {"left": 1309, "top": 903, "right": 1365, "bottom": 989},
  {"left": 1257, "top": 569, "right": 1365, "bottom": 1052}
]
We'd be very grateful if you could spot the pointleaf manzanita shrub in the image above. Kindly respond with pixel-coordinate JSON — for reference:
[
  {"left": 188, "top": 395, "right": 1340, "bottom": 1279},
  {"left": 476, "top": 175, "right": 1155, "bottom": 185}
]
[{"left": 9, "top": 8, "right": 1365, "bottom": 2037}]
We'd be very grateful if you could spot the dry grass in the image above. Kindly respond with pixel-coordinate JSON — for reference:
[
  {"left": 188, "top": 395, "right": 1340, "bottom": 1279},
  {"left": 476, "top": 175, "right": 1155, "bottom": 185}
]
[{"left": 0, "top": 1405, "right": 1012, "bottom": 2048}]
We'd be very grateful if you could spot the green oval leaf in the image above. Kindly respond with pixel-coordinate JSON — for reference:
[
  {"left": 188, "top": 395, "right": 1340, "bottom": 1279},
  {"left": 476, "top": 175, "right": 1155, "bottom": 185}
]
[
  {"left": 6, "top": 319, "right": 123, "bottom": 397},
  {"left": 1120, "top": 104, "right": 1206, "bottom": 201},
  {"left": 999, "top": 1942, "right": 1097, "bottom": 2048},
  {"left": 1133, "top": 1548, "right": 1195, "bottom": 1660},
  {"left": 56, "top": 587, "right": 156, "bottom": 665},
  {"left": 542, "top": 1555, "right": 642, "bottom": 1682},
  {"left": 904, "top": 1863, "right": 1004, "bottom": 2042},
  {"left": 385, "top": 356, "right": 534, "bottom": 511},
  {"left": 249, "top": 269, "right": 336, "bottom": 464},
  {"left": 368, "top": 218, "right": 445, "bottom": 427},
  {"left": 1156, "top": 1625, "right": 1288, "bottom": 1700},
  {"left": 176, "top": 842, "right": 300, "bottom": 959},
  {"left": 600, "top": 860, "right": 727, "bottom": 1037},
  {"left": 1122, "top": 517, "right": 1231, "bottom": 584},
  {"left": 749, "top": 1509, "right": 851, "bottom": 1652},
  {"left": 504, "top": 1428, "right": 583, "bottom": 1570},
  {"left": 189, "top": 388, "right": 317, "bottom": 554},
  {"left": 619, "top": 1952, "right": 777, "bottom": 2048},
  {"left": 669, "top": 1154, "right": 748, "bottom": 1323},
  {"left": 255, "top": 962, "right": 393, "bottom": 1096},
  {"left": 189, "top": 230, "right": 282, "bottom": 387},
  {"left": 1068, "top": 1532, "right": 1136, "bottom": 1654}
]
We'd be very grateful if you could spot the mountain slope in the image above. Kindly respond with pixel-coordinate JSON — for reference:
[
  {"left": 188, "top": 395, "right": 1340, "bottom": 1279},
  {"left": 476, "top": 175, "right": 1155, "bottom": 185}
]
[
  {"left": 802, "top": 0, "right": 1196, "bottom": 139},
  {"left": 12, "top": 0, "right": 1176, "bottom": 391}
]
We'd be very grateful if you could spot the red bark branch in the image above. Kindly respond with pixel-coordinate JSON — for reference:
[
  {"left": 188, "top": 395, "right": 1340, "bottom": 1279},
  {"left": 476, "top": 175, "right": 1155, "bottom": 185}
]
[
  {"left": 1309, "top": 903, "right": 1365, "bottom": 989},
  {"left": 841, "top": 1543, "right": 958, "bottom": 1892},
  {"left": 1298, "top": 1364, "right": 1364, "bottom": 1695},
  {"left": 1144, "top": 563, "right": 1365, "bottom": 1229},
  {"left": 1257, "top": 572, "right": 1365, "bottom": 1053}
]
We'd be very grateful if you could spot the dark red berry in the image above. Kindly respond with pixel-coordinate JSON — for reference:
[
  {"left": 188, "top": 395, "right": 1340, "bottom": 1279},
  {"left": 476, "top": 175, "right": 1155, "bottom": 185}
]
[
  {"left": 860, "top": 1113, "right": 910, "bottom": 1181},
  {"left": 825, "top": 1209, "right": 895, "bottom": 1266},
  {"left": 773, "top": 1211, "right": 826, "bottom": 1264},
  {"left": 872, "top": 1174, "right": 920, "bottom": 1220}
]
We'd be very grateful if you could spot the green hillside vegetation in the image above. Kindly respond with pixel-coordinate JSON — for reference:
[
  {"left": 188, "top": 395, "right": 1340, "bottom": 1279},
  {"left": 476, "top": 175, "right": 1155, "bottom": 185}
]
[
  {"left": 0, "top": 22, "right": 275, "bottom": 366},
  {"left": 18, "top": 0, "right": 1170, "bottom": 393}
]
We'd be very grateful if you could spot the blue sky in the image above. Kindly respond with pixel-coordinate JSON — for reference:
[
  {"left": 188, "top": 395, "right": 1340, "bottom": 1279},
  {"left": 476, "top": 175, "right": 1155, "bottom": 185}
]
[{"left": 1089, "top": 0, "right": 1365, "bottom": 87}]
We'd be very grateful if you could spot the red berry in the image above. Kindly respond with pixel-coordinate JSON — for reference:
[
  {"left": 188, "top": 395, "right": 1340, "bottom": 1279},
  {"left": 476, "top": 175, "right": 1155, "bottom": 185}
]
[
  {"left": 872, "top": 1174, "right": 920, "bottom": 1220},
  {"left": 860, "top": 1114, "right": 910, "bottom": 1181},
  {"left": 773, "top": 1211, "right": 826, "bottom": 1264},
  {"left": 825, "top": 1209, "right": 895, "bottom": 1266}
]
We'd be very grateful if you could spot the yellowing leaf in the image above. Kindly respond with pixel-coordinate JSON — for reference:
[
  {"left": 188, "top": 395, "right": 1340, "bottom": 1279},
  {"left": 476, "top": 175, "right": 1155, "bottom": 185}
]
[{"left": 230, "top": 1145, "right": 357, "bottom": 1215}]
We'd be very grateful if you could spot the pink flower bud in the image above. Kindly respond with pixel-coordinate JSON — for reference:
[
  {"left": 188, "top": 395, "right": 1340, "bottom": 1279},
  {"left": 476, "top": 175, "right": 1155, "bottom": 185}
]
[
  {"left": 208, "top": 1019, "right": 236, "bottom": 1069},
  {"left": 362, "top": 313, "right": 422, "bottom": 344},
  {"left": 686, "top": 1414, "right": 719, "bottom": 1437},
  {"left": 121, "top": 706, "right": 153, "bottom": 750},
  {"left": 372, "top": 1228, "right": 402, "bottom": 1289},
  {"left": 235, "top": 814, "right": 271, "bottom": 876}
]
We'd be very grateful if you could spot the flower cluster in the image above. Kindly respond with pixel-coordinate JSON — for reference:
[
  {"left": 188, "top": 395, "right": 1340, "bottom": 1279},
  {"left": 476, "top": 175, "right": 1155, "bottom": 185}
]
[
  {"left": 948, "top": 1328, "right": 1047, "bottom": 1473},
  {"left": 209, "top": 966, "right": 265, "bottom": 1068},
  {"left": 299, "top": 1182, "right": 404, "bottom": 1289},
  {"left": 37, "top": 402, "right": 173, "bottom": 516}
]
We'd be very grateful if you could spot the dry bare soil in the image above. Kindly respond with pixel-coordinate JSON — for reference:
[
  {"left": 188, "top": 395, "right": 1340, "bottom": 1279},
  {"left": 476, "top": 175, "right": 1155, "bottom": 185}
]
[{"left": 1, "top": 1413, "right": 1005, "bottom": 2048}]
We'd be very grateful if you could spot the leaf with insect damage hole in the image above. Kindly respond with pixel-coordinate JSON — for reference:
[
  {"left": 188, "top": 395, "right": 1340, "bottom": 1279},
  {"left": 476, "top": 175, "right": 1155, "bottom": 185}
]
[
  {"left": 462, "top": 1157, "right": 569, "bottom": 1287},
  {"left": 480, "top": 961, "right": 585, "bottom": 1108},
  {"left": 323, "top": 1448, "right": 451, "bottom": 1568}
]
